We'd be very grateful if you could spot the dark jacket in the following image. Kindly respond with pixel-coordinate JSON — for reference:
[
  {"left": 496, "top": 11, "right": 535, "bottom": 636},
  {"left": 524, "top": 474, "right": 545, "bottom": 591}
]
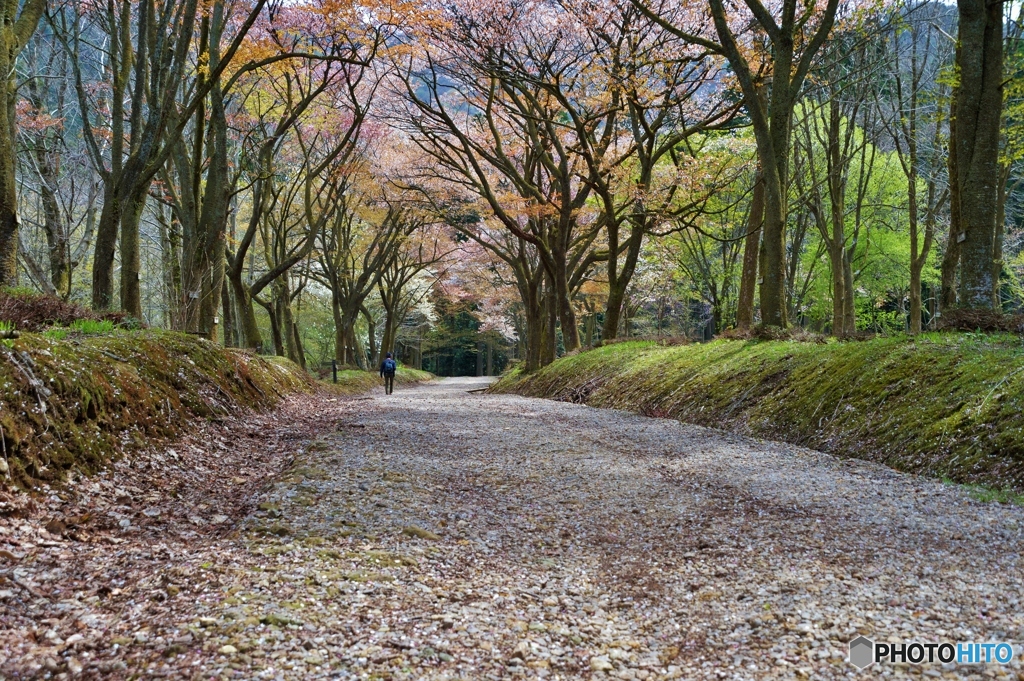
[{"left": 380, "top": 358, "right": 396, "bottom": 377}]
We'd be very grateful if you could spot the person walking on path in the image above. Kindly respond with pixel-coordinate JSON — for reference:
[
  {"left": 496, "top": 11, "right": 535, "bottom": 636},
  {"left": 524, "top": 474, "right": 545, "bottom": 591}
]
[{"left": 380, "top": 352, "right": 397, "bottom": 395}]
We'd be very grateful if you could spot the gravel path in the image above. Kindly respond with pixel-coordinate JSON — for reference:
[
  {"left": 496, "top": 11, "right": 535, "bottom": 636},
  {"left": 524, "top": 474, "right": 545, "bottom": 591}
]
[{"left": 6, "top": 377, "right": 1024, "bottom": 679}]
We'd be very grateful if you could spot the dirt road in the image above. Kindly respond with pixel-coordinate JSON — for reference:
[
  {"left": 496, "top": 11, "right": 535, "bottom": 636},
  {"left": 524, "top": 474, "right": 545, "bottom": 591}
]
[{"left": 3, "top": 377, "right": 1023, "bottom": 679}]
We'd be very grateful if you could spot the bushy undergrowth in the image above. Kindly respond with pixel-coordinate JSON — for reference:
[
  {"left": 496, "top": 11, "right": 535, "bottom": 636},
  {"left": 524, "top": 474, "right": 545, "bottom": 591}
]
[
  {"left": 0, "top": 288, "right": 129, "bottom": 332},
  {"left": 492, "top": 334, "right": 1024, "bottom": 491},
  {"left": 935, "top": 309, "right": 1024, "bottom": 334}
]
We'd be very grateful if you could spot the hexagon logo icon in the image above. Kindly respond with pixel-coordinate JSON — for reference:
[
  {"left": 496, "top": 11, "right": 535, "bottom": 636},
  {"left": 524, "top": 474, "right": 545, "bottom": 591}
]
[{"left": 849, "top": 636, "right": 875, "bottom": 669}]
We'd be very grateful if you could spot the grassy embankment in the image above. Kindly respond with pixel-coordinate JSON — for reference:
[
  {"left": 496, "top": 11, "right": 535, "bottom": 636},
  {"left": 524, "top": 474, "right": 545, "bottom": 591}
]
[
  {"left": 326, "top": 365, "right": 433, "bottom": 396},
  {"left": 0, "top": 330, "right": 431, "bottom": 487},
  {"left": 491, "top": 334, "right": 1024, "bottom": 493}
]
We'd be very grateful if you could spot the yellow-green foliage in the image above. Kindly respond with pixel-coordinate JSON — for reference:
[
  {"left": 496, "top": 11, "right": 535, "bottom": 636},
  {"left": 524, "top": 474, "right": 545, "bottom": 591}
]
[
  {"left": 0, "top": 330, "right": 313, "bottom": 487},
  {"left": 492, "top": 334, "right": 1024, "bottom": 491}
]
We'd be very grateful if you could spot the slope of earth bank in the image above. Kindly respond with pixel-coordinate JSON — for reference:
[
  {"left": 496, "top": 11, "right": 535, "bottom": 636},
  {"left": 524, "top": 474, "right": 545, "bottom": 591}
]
[
  {"left": 0, "top": 329, "right": 431, "bottom": 488},
  {"left": 0, "top": 330, "right": 313, "bottom": 487},
  {"left": 490, "top": 334, "right": 1024, "bottom": 492}
]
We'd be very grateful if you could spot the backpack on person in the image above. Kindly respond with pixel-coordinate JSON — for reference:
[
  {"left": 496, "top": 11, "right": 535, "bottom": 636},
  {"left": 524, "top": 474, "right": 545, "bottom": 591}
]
[{"left": 382, "top": 358, "right": 396, "bottom": 375}]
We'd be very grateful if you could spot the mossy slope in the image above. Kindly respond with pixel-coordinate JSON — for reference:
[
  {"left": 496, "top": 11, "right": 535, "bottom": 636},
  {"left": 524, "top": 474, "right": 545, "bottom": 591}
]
[
  {"left": 323, "top": 367, "right": 434, "bottom": 396},
  {"left": 0, "top": 330, "right": 314, "bottom": 487},
  {"left": 492, "top": 334, "right": 1024, "bottom": 491}
]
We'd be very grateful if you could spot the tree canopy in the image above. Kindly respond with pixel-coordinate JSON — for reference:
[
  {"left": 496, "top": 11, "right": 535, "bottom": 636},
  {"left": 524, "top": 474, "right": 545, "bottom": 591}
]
[{"left": 3, "top": 0, "right": 1019, "bottom": 372}]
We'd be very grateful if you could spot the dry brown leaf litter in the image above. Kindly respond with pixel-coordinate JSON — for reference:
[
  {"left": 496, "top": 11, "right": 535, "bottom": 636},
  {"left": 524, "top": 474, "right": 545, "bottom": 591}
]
[{"left": 2, "top": 377, "right": 1023, "bottom": 680}]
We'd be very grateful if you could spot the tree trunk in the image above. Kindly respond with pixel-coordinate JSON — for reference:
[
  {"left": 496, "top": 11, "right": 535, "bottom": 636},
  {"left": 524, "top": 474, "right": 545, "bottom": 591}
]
[
  {"left": 265, "top": 298, "right": 284, "bottom": 357},
  {"left": 736, "top": 170, "right": 765, "bottom": 330},
  {"left": 197, "top": 71, "right": 230, "bottom": 341},
  {"left": 29, "top": 131, "right": 72, "bottom": 297},
  {"left": 940, "top": 94, "right": 960, "bottom": 314},
  {"left": 380, "top": 292, "right": 397, "bottom": 358},
  {"left": 830, "top": 238, "right": 846, "bottom": 336},
  {"left": 602, "top": 219, "right": 645, "bottom": 341},
  {"left": 552, "top": 256, "right": 579, "bottom": 352},
  {"left": 842, "top": 250, "right": 856, "bottom": 334},
  {"left": 754, "top": 77, "right": 797, "bottom": 330},
  {"left": 350, "top": 321, "right": 367, "bottom": 369},
  {"left": 380, "top": 319, "right": 394, "bottom": 360},
  {"left": 759, "top": 194, "right": 788, "bottom": 327},
  {"left": 92, "top": 186, "right": 123, "bottom": 310},
  {"left": 119, "top": 184, "right": 148, "bottom": 319},
  {"left": 339, "top": 305, "right": 363, "bottom": 367},
  {"left": 953, "top": 0, "right": 1003, "bottom": 309},
  {"left": 542, "top": 276, "right": 558, "bottom": 365},
  {"left": 201, "top": 246, "right": 225, "bottom": 341},
  {"left": 222, "top": 280, "right": 235, "bottom": 346},
  {"left": 275, "top": 280, "right": 301, "bottom": 363},
  {"left": 332, "top": 297, "right": 345, "bottom": 363},
  {"left": 229, "top": 269, "right": 263, "bottom": 351},
  {"left": 909, "top": 263, "right": 923, "bottom": 334},
  {"left": 159, "top": 205, "right": 182, "bottom": 328},
  {"left": 291, "top": 320, "right": 306, "bottom": 369},
  {"left": 362, "top": 305, "right": 377, "bottom": 368},
  {"left": 523, "top": 278, "right": 543, "bottom": 372},
  {"left": 994, "top": 164, "right": 1008, "bottom": 309}
]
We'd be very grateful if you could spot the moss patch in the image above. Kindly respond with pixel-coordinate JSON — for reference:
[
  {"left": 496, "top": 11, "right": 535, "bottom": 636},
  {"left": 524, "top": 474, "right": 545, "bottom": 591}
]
[
  {"left": 0, "top": 330, "right": 312, "bottom": 488},
  {"left": 491, "top": 334, "right": 1024, "bottom": 492}
]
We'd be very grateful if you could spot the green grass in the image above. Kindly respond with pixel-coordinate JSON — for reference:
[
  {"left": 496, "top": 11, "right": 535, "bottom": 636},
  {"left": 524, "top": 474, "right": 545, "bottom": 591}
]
[
  {"left": 491, "top": 333, "right": 1024, "bottom": 492},
  {"left": 69, "top": 318, "right": 117, "bottom": 334},
  {"left": 943, "top": 478, "right": 1024, "bottom": 505},
  {"left": 0, "top": 320, "right": 14, "bottom": 348},
  {"left": 44, "top": 318, "right": 118, "bottom": 340}
]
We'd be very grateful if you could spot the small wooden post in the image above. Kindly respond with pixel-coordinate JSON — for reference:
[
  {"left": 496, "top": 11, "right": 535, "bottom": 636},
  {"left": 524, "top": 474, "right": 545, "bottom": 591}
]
[{"left": 332, "top": 359, "right": 338, "bottom": 384}]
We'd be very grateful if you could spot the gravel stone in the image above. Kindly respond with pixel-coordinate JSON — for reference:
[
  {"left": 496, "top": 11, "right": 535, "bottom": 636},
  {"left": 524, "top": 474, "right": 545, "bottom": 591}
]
[{"left": 3, "top": 377, "right": 1024, "bottom": 679}]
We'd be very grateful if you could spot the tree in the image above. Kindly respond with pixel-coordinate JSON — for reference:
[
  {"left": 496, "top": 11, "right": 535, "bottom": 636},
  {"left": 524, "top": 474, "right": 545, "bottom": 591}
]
[
  {"left": 55, "top": 0, "right": 272, "bottom": 314},
  {"left": 734, "top": 168, "right": 764, "bottom": 329},
  {"left": 224, "top": 18, "right": 386, "bottom": 349},
  {"left": 18, "top": 23, "right": 98, "bottom": 298},
  {"left": 0, "top": 0, "right": 47, "bottom": 286},
  {"left": 377, "top": 222, "right": 453, "bottom": 360},
  {"left": 316, "top": 179, "right": 421, "bottom": 367},
  {"left": 636, "top": 0, "right": 842, "bottom": 328},
  {"left": 794, "top": 32, "right": 883, "bottom": 336},
  {"left": 570, "top": 1, "right": 739, "bottom": 341},
  {"left": 875, "top": 5, "right": 951, "bottom": 332},
  {"left": 397, "top": 0, "right": 615, "bottom": 358},
  {"left": 950, "top": 0, "right": 1003, "bottom": 309}
]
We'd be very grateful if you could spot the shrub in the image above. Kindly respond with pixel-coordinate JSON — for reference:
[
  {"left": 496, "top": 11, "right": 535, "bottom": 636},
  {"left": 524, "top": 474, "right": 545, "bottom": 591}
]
[
  {"left": 935, "top": 309, "right": 1024, "bottom": 334},
  {"left": 0, "top": 288, "right": 129, "bottom": 332}
]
